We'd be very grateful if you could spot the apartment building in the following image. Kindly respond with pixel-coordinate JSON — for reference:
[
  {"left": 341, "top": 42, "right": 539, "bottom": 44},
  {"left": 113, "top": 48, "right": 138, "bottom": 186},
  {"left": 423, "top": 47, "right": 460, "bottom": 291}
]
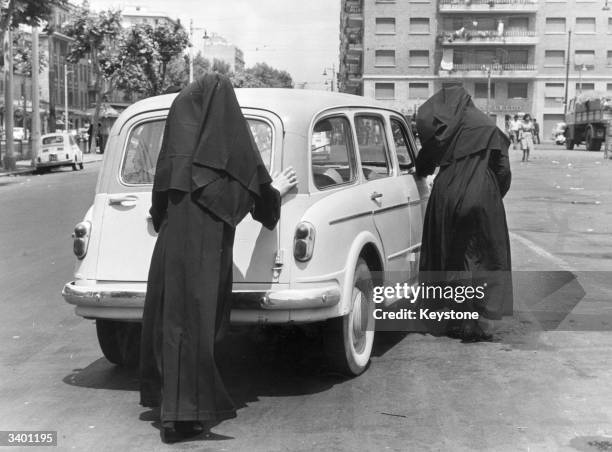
[{"left": 338, "top": 0, "right": 612, "bottom": 138}]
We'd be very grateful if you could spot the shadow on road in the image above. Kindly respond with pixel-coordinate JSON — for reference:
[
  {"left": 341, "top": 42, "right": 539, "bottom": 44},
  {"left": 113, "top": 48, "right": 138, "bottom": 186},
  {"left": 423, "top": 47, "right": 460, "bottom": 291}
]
[{"left": 62, "top": 323, "right": 412, "bottom": 409}]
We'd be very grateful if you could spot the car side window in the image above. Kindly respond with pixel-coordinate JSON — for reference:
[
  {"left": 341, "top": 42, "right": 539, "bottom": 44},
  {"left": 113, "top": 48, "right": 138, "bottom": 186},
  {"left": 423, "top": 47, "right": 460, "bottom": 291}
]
[
  {"left": 121, "top": 120, "right": 165, "bottom": 185},
  {"left": 391, "top": 118, "right": 416, "bottom": 173},
  {"left": 311, "top": 116, "right": 356, "bottom": 189},
  {"left": 355, "top": 115, "right": 391, "bottom": 180},
  {"left": 247, "top": 119, "right": 273, "bottom": 172}
]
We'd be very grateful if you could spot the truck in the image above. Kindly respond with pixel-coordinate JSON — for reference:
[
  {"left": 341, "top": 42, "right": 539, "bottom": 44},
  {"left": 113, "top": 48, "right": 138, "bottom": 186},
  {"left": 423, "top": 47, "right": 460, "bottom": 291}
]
[{"left": 564, "top": 95, "right": 612, "bottom": 154}]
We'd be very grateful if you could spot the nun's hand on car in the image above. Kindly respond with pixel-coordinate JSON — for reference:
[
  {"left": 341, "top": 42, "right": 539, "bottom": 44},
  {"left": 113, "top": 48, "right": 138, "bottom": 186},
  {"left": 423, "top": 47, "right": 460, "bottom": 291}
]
[{"left": 271, "top": 166, "right": 298, "bottom": 198}]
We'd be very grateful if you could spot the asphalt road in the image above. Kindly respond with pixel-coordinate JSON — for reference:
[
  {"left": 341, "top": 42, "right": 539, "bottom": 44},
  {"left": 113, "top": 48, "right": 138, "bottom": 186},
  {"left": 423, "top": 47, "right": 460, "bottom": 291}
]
[{"left": 0, "top": 148, "right": 611, "bottom": 452}]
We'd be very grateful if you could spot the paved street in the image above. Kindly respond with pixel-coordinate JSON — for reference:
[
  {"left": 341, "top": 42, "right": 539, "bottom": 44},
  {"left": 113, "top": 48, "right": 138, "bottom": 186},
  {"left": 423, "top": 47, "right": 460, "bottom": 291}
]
[{"left": 0, "top": 147, "right": 611, "bottom": 451}]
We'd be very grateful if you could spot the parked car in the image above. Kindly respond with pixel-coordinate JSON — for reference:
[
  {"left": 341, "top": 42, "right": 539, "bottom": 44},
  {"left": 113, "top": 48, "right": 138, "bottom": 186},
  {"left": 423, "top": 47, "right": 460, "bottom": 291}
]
[
  {"left": 36, "top": 132, "right": 84, "bottom": 171},
  {"left": 62, "top": 89, "right": 429, "bottom": 375},
  {"left": 551, "top": 122, "right": 567, "bottom": 145}
]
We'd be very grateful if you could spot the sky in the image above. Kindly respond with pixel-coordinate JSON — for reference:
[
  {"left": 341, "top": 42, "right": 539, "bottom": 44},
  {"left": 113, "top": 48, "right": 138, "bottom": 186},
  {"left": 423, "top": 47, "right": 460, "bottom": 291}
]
[{"left": 88, "top": 0, "right": 341, "bottom": 90}]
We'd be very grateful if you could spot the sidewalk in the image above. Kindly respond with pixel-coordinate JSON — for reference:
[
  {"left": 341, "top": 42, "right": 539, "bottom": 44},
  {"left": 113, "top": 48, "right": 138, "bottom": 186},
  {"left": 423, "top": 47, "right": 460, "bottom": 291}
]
[{"left": 0, "top": 152, "right": 104, "bottom": 177}]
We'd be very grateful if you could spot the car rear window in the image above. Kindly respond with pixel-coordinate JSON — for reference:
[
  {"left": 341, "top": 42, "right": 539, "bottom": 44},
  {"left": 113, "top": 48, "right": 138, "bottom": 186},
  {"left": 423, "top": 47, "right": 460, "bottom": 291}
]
[
  {"left": 42, "top": 136, "right": 63, "bottom": 145},
  {"left": 120, "top": 117, "right": 273, "bottom": 185}
]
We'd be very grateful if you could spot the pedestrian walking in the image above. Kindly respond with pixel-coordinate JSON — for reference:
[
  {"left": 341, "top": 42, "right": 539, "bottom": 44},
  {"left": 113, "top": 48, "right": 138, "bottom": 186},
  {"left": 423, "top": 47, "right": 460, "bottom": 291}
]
[
  {"left": 520, "top": 113, "right": 536, "bottom": 162},
  {"left": 139, "top": 73, "right": 298, "bottom": 443},
  {"left": 415, "top": 86, "right": 513, "bottom": 342},
  {"left": 533, "top": 118, "right": 540, "bottom": 144},
  {"left": 510, "top": 114, "right": 521, "bottom": 149}
]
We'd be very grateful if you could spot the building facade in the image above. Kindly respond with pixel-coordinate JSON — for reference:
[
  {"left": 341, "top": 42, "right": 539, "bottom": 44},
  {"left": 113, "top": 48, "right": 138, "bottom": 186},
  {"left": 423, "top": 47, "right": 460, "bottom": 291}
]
[
  {"left": 197, "top": 32, "right": 245, "bottom": 73},
  {"left": 338, "top": 0, "right": 612, "bottom": 138}
]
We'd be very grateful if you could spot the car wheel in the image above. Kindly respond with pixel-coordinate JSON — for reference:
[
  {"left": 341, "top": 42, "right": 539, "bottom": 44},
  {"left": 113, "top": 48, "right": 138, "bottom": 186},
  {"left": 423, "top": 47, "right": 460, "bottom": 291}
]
[
  {"left": 71, "top": 158, "right": 78, "bottom": 171},
  {"left": 324, "top": 257, "right": 375, "bottom": 376},
  {"left": 96, "top": 319, "right": 141, "bottom": 368}
]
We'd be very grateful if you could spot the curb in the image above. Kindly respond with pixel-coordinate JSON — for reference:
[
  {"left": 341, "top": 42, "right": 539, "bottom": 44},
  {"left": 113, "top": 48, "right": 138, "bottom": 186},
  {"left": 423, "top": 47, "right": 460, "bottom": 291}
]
[
  {"left": 0, "top": 155, "right": 104, "bottom": 177},
  {"left": 0, "top": 167, "right": 37, "bottom": 177}
]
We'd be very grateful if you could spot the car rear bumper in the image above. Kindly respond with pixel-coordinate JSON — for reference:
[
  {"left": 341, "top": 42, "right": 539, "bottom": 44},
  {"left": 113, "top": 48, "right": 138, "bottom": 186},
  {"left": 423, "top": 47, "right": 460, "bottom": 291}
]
[
  {"left": 36, "top": 159, "right": 73, "bottom": 168},
  {"left": 62, "top": 281, "right": 341, "bottom": 322}
]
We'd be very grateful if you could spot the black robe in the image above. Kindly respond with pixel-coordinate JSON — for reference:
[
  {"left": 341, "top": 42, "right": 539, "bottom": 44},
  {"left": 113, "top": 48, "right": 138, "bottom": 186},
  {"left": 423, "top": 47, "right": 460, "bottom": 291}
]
[
  {"left": 139, "top": 74, "right": 280, "bottom": 424},
  {"left": 416, "top": 86, "right": 512, "bottom": 320}
]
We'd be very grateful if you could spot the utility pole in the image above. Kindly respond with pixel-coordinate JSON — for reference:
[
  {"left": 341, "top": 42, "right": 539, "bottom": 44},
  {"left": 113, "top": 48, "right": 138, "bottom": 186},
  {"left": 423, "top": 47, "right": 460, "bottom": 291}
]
[
  {"left": 3, "top": 28, "right": 15, "bottom": 170},
  {"left": 31, "top": 25, "right": 40, "bottom": 167},
  {"left": 64, "top": 63, "right": 69, "bottom": 133},
  {"left": 563, "top": 30, "right": 571, "bottom": 116}
]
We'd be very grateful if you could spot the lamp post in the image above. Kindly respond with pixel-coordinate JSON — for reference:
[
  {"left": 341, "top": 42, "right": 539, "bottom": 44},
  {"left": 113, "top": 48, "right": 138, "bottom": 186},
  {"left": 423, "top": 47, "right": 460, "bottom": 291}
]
[
  {"left": 322, "top": 64, "right": 336, "bottom": 92},
  {"left": 189, "top": 20, "right": 209, "bottom": 83},
  {"left": 63, "top": 64, "right": 74, "bottom": 134},
  {"left": 563, "top": 30, "right": 572, "bottom": 116}
]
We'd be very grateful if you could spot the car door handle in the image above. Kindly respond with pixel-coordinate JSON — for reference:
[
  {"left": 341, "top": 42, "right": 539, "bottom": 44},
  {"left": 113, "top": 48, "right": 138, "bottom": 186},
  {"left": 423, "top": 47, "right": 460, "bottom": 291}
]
[
  {"left": 108, "top": 194, "right": 139, "bottom": 207},
  {"left": 370, "top": 191, "right": 383, "bottom": 201}
]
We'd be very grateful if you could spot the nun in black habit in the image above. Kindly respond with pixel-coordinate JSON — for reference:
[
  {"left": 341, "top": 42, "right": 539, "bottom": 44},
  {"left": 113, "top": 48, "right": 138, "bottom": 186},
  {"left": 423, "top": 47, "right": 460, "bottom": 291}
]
[
  {"left": 416, "top": 86, "right": 513, "bottom": 342},
  {"left": 139, "top": 73, "right": 297, "bottom": 441}
]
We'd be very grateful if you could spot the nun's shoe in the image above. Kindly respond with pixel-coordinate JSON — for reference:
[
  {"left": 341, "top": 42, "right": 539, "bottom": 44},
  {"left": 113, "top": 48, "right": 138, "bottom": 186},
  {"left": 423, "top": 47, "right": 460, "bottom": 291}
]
[{"left": 160, "top": 421, "right": 204, "bottom": 443}]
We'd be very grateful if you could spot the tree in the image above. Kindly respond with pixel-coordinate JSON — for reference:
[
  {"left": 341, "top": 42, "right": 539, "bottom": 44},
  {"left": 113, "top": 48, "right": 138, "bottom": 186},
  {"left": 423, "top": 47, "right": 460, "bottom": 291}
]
[
  {"left": 0, "top": 0, "right": 67, "bottom": 48},
  {"left": 115, "top": 21, "right": 189, "bottom": 98},
  {"left": 212, "top": 58, "right": 231, "bottom": 76},
  {"left": 0, "top": 0, "right": 67, "bottom": 169},
  {"left": 165, "top": 51, "right": 210, "bottom": 90},
  {"left": 232, "top": 62, "right": 293, "bottom": 88},
  {"left": 12, "top": 30, "right": 46, "bottom": 76},
  {"left": 63, "top": 1, "right": 122, "bottom": 153}
]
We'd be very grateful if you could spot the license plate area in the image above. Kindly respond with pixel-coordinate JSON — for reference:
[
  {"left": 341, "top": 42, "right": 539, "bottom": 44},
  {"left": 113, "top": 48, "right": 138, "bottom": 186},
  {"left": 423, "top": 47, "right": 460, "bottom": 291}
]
[{"left": 49, "top": 154, "right": 57, "bottom": 161}]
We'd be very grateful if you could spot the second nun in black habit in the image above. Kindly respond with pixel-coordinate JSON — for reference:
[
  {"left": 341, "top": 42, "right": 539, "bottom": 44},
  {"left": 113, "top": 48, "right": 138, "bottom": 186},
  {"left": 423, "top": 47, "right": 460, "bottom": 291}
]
[
  {"left": 416, "top": 86, "right": 513, "bottom": 342},
  {"left": 139, "top": 73, "right": 297, "bottom": 441}
]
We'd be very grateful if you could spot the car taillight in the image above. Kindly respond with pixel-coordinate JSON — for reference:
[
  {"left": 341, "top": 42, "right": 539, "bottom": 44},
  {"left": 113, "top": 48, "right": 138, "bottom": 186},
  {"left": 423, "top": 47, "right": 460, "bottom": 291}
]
[
  {"left": 72, "top": 221, "right": 91, "bottom": 260},
  {"left": 65, "top": 153, "right": 69, "bottom": 159},
  {"left": 293, "top": 221, "right": 315, "bottom": 262}
]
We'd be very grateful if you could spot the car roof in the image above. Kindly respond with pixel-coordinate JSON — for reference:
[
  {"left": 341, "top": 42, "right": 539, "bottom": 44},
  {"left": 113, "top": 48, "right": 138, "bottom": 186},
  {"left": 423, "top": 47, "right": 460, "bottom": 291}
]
[{"left": 117, "top": 88, "right": 402, "bottom": 134}]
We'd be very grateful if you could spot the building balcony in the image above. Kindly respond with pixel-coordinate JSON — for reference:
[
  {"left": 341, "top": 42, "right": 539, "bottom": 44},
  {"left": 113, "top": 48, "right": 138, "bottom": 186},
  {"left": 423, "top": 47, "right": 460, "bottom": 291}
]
[
  {"left": 347, "top": 63, "right": 361, "bottom": 75},
  {"left": 347, "top": 43, "right": 363, "bottom": 56},
  {"left": 439, "top": 63, "right": 536, "bottom": 77},
  {"left": 437, "top": 29, "right": 538, "bottom": 45},
  {"left": 439, "top": 0, "right": 538, "bottom": 13}
]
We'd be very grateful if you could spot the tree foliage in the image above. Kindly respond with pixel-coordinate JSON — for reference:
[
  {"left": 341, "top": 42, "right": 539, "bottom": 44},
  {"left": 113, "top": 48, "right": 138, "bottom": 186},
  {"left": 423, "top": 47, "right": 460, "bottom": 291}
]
[
  {"left": 12, "top": 30, "right": 47, "bottom": 75},
  {"left": 0, "top": 0, "right": 67, "bottom": 66},
  {"left": 115, "top": 21, "right": 189, "bottom": 97},
  {"left": 234, "top": 62, "right": 293, "bottom": 88},
  {"left": 63, "top": 0, "right": 122, "bottom": 152}
]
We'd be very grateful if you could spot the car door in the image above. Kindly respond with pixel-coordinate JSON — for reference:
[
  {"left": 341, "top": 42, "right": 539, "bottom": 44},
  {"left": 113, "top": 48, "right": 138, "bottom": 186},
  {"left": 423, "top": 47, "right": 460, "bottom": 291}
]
[
  {"left": 389, "top": 115, "right": 424, "bottom": 285},
  {"left": 354, "top": 113, "right": 411, "bottom": 286},
  {"left": 95, "top": 113, "right": 164, "bottom": 282}
]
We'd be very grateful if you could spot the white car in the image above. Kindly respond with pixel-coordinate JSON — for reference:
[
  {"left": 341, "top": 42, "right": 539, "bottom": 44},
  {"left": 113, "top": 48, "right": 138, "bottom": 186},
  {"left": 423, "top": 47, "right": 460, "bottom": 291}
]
[
  {"left": 62, "top": 89, "right": 429, "bottom": 375},
  {"left": 36, "top": 133, "right": 84, "bottom": 172}
]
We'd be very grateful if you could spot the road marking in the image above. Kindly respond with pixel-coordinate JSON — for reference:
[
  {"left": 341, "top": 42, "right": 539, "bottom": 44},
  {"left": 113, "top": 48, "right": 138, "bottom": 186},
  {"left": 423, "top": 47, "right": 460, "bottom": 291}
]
[{"left": 509, "top": 231, "right": 574, "bottom": 272}]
